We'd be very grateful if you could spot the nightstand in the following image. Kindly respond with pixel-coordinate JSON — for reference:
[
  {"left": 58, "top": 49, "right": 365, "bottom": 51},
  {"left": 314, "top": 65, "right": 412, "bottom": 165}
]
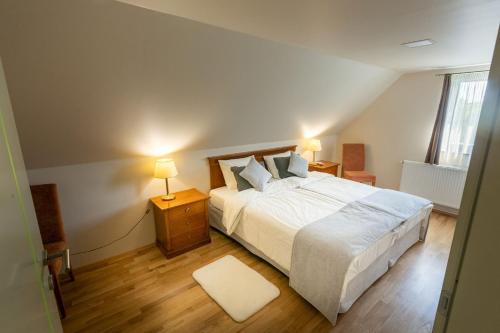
[
  {"left": 150, "top": 188, "right": 210, "bottom": 259},
  {"left": 308, "top": 160, "right": 340, "bottom": 176}
]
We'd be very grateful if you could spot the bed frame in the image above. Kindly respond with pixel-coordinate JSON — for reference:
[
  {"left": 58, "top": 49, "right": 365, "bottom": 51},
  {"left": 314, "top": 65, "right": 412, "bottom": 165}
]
[{"left": 207, "top": 145, "right": 297, "bottom": 189}]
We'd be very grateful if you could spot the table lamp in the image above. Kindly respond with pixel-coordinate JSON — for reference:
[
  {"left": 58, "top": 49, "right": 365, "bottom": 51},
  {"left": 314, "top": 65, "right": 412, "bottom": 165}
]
[
  {"left": 307, "top": 139, "right": 322, "bottom": 164},
  {"left": 154, "top": 158, "right": 178, "bottom": 201}
]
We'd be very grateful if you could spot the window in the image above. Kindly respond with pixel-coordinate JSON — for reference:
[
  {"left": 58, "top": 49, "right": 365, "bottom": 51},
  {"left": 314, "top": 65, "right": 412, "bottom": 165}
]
[{"left": 439, "top": 71, "right": 488, "bottom": 168}]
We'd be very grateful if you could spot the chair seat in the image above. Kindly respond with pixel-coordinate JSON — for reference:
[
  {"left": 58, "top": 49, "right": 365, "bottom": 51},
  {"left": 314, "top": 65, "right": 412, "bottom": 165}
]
[{"left": 344, "top": 170, "right": 376, "bottom": 185}]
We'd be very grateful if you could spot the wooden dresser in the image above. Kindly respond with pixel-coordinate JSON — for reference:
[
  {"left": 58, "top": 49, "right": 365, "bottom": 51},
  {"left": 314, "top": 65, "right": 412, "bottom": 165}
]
[
  {"left": 308, "top": 160, "right": 340, "bottom": 176},
  {"left": 150, "top": 188, "right": 210, "bottom": 258}
]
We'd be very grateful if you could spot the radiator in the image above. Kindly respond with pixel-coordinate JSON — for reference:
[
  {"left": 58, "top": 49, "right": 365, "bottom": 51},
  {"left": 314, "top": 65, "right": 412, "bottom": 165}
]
[{"left": 399, "top": 160, "right": 467, "bottom": 212}]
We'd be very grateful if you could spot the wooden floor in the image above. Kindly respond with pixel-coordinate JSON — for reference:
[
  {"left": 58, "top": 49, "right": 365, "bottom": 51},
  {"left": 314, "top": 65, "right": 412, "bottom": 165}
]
[{"left": 61, "top": 213, "right": 455, "bottom": 333}]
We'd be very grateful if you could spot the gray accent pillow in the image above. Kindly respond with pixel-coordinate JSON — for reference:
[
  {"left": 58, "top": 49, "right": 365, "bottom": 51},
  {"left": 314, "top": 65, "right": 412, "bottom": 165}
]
[
  {"left": 230, "top": 166, "right": 253, "bottom": 191},
  {"left": 273, "top": 157, "right": 295, "bottom": 179},
  {"left": 240, "top": 157, "right": 272, "bottom": 192},
  {"left": 263, "top": 151, "right": 291, "bottom": 179},
  {"left": 288, "top": 151, "right": 308, "bottom": 178}
]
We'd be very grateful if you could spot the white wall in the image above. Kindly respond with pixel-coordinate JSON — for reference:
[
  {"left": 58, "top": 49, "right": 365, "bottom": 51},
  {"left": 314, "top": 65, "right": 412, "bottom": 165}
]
[
  {"left": 337, "top": 65, "right": 489, "bottom": 189},
  {"left": 28, "top": 136, "right": 335, "bottom": 268}
]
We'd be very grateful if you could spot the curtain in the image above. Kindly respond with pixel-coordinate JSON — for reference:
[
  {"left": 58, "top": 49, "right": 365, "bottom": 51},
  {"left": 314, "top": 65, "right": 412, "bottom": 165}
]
[
  {"left": 425, "top": 74, "right": 451, "bottom": 164},
  {"left": 439, "top": 71, "right": 489, "bottom": 168}
]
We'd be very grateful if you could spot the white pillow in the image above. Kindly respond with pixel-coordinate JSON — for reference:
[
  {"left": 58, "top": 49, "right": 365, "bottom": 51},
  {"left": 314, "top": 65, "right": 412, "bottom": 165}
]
[
  {"left": 288, "top": 151, "right": 308, "bottom": 178},
  {"left": 240, "top": 157, "right": 272, "bottom": 191},
  {"left": 219, "top": 156, "right": 253, "bottom": 190},
  {"left": 263, "top": 151, "right": 291, "bottom": 179}
]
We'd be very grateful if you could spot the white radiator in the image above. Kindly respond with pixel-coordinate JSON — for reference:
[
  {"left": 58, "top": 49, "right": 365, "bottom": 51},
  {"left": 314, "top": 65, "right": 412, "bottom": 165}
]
[{"left": 400, "top": 160, "right": 467, "bottom": 212}]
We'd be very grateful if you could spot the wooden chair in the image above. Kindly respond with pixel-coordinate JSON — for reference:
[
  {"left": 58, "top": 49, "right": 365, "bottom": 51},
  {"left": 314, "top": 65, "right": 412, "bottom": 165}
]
[
  {"left": 342, "top": 144, "right": 376, "bottom": 186},
  {"left": 30, "top": 183, "right": 74, "bottom": 319}
]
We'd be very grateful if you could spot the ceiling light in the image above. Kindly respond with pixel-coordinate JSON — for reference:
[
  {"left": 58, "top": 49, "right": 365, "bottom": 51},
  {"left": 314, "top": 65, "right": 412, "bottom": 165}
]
[{"left": 401, "top": 39, "right": 435, "bottom": 48}]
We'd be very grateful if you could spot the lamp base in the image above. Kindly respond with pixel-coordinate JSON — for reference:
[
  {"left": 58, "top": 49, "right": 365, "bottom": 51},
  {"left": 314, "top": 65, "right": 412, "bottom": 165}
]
[{"left": 161, "top": 193, "right": 176, "bottom": 201}]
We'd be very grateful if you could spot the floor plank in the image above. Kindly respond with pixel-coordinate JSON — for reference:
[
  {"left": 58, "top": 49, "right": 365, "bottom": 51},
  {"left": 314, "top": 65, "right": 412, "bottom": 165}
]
[{"left": 62, "top": 212, "right": 455, "bottom": 333}]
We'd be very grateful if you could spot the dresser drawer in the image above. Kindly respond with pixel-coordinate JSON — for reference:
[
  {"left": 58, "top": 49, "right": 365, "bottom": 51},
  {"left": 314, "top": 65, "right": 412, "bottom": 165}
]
[
  {"left": 190, "top": 225, "right": 208, "bottom": 242},
  {"left": 168, "top": 201, "right": 205, "bottom": 221},
  {"left": 189, "top": 214, "right": 207, "bottom": 229},
  {"left": 168, "top": 212, "right": 206, "bottom": 237},
  {"left": 167, "top": 201, "right": 206, "bottom": 237},
  {"left": 168, "top": 218, "right": 190, "bottom": 237},
  {"left": 170, "top": 226, "right": 207, "bottom": 250}
]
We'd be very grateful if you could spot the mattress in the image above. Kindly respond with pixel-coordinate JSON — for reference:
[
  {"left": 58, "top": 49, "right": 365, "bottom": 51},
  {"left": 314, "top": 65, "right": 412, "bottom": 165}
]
[{"left": 208, "top": 176, "right": 432, "bottom": 302}]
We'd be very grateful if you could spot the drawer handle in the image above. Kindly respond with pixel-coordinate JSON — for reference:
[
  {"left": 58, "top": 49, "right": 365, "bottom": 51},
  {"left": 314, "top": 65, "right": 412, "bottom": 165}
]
[{"left": 185, "top": 207, "right": 191, "bottom": 214}]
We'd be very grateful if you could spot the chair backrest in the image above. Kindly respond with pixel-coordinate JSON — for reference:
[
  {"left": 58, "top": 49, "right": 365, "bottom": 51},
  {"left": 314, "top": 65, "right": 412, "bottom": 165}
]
[
  {"left": 342, "top": 144, "right": 366, "bottom": 174},
  {"left": 30, "top": 184, "right": 66, "bottom": 245}
]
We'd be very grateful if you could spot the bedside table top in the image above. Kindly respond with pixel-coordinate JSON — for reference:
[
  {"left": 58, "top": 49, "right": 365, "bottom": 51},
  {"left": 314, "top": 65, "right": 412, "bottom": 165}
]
[
  {"left": 309, "top": 160, "right": 340, "bottom": 169},
  {"left": 150, "top": 188, "right": 209, "bottom": 210}
]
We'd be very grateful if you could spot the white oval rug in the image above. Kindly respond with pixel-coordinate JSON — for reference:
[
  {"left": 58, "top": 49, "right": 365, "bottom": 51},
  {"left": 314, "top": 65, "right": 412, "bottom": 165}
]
[{"left": 192, "top": 255, "right": 280, "bottom": 322}]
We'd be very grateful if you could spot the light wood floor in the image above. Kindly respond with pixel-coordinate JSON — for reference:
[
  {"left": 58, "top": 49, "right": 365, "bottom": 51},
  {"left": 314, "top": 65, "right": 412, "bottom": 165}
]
[{"left": 61, "top": 213, "right": 455, "bottom": 333}]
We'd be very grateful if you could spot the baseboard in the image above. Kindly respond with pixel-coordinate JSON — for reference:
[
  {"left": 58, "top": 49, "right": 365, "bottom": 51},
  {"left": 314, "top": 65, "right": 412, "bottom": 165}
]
[
  {"left": 432, "top": 204, "right": 459, "bottom": 217},
  {"left": 72, "top": 242, "right": 156, "bottom": 274}
]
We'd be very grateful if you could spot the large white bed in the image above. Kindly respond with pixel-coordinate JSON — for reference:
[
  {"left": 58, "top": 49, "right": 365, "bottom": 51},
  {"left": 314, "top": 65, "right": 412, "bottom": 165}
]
[{"left": 206, "top": 146, "right": 432, "bottom": 321}]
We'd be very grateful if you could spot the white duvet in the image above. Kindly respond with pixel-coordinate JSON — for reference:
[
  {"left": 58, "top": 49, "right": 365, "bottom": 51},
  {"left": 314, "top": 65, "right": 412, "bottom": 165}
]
[
  {"left": 211, "top": 172, "right": 394, "bottom": 273},
  {"left": 221, "top": 172, "right": 377, "bottom": 233}
]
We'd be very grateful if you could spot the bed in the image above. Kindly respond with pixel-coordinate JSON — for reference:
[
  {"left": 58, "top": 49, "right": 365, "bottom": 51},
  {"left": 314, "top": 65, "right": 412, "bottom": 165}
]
[{"left": 207, "top": 146, "right": 433, "bottom": 324}]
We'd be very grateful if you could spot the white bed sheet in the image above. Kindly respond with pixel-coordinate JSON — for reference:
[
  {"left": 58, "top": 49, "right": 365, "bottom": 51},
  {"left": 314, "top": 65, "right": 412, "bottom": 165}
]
[
  {"left": 209, "top": 186, "right": 236, "bottom": 211},
  {"left": 208, "top": 172, "right": 428, "bottom": 299}
]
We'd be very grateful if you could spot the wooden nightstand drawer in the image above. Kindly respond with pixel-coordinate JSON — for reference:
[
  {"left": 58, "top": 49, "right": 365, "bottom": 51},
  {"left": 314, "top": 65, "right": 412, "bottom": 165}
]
[
  {"left": 170, "top": 224, "right": 208, "bottom": 248},
  {"left": 170, "top": 231, "right": 196, "bottom": 249},
  {"left": 188, "top": 214, "right": 207, "bottom": 229},
  {"left": 167, "top": 201, "right": 206, "bottom": 237},
  {"left": 190, "top": 225, "right": 208, "bottom": 241},
  {"left": 168, "top": 211, "right": 206, "bottom": 237},
  {"left": 168, "top": 201, "right": 205, "bottom": 221},
  {"left": 151, "top": 189, "right": 210, "bottom": 259},
  {"left": 168, "top": 218, "right": 190, "bottom": 237}
]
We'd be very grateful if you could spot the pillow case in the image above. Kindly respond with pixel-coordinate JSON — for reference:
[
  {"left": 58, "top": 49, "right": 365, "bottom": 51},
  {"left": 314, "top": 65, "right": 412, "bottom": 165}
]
[
  {"left": 240, "top": 157, "right": 272, "bottom": 191},
  {"left": 219, "top": 156, "right": 253, "bottom": 190},
  {"left": 273, "top": 156, "right": 296, "bottom": 179},
  {"left": 288, "top": 151, "right": 308, "bottom": 178},
  {"left": 263, "top": 151, "right": 291, "bottom": 179},
  {"left": 230, "top": 166, "right": 253, "bottom": 191}
]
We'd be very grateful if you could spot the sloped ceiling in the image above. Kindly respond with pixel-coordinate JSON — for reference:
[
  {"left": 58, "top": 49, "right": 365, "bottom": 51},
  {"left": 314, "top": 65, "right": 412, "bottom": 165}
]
[
  {"left": 0, "top": 0, "right": 398, "bottom": 169},
  {"left": 119, "top": 0, "right": 500, "bottom": 72}
]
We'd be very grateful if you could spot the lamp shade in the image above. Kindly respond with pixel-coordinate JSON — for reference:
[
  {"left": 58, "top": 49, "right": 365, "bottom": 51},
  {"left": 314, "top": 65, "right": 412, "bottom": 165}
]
[
  {"left": 154, "top": 158, "right": 178, "bottom": 179},
  {"left": 307, "top": 139, "right": 322, "bottom": 152}
]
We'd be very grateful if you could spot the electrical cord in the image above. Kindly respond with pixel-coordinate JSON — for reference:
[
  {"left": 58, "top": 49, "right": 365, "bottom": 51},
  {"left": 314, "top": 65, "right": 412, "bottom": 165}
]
[{"left": 72, "top": 208, "right": 151, "bottom": 255}]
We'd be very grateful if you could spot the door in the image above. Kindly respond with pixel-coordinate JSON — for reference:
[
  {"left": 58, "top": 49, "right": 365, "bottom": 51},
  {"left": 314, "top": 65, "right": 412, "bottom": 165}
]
[
  {"left": 433, "top": 29, "right": 500, "bottom": 332},
  {"left": 0, "top": 59, "right": 63, "bottom": 332}
]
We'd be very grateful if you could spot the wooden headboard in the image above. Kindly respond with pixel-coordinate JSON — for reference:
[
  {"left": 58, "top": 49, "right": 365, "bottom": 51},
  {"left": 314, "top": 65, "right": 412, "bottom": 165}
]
[{"left": 207, "top": 145, "right": 297, "bottom": 189}]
